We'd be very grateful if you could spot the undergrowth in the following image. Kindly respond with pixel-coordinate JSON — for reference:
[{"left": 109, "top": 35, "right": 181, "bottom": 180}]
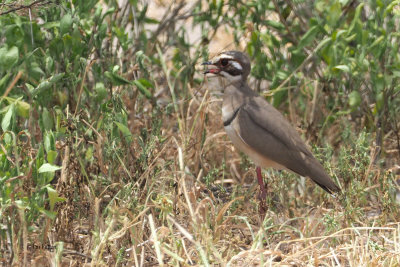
[{"left": 0, "top": 0, "right": 399, "bottom": 266}]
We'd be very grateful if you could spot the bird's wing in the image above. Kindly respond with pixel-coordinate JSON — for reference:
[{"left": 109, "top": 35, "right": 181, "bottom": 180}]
[{"left": 233, "top": 96, "right": 340, "bottom": 193}]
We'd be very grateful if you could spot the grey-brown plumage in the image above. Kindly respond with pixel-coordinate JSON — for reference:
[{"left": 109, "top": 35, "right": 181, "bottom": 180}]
[{"left": 203, "top": 51, "right": 340, "bottom": 194}]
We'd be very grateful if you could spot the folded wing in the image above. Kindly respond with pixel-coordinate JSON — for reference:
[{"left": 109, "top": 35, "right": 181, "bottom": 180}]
[{"left": 234, "top": 96, "right": 340, "bottom": 194}]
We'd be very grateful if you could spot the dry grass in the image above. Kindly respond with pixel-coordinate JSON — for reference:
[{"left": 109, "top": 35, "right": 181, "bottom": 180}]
[
  {"left": 1, "top": 1, "right": 400, "bottom": 266},
  {"left": 15, "top": 79, "right": 396, "bottom": 266}
]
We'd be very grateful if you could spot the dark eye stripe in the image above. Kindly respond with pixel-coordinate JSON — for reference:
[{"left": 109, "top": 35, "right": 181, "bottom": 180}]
[
  {"left": 220, "top": 58, "right": 229, "bottom": 66},
  {"left": 224, "top": 63, "right": 242, "bottom": 76}
]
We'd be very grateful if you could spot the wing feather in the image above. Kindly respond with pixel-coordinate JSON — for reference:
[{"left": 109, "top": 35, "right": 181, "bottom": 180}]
[{"left": 234, "top": 96, "right": 340, "bottom": 193}]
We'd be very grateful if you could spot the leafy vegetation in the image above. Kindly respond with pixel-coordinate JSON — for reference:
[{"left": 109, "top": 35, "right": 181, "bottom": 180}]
[{"left": 0, "top": 0, "right": 399, "bottom": 265}]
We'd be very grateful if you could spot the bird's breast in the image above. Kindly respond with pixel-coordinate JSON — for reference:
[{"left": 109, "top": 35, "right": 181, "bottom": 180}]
[{"left": 223, "top": 115, "right": 286, "bottom": 170}]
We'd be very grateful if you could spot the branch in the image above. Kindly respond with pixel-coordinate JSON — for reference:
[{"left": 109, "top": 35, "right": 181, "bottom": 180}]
[{"left": 0, "top": 0, "right": 53, "bottom": 16}]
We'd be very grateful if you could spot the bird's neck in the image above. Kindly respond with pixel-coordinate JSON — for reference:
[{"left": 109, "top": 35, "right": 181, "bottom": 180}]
[{"left": 222, "top": 80, "right": 255, "bottom": 123}]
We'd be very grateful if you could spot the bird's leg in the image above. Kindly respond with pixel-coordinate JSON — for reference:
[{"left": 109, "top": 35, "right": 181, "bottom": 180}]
[{"left": 256, "top": 166, "right": 267, "bottom": 216}]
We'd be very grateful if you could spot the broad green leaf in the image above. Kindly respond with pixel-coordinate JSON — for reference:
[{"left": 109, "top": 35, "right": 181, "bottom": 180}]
[
  {"left": 348, "top": 3, "right": 364, "bottom": 35},
  {"left": 104, "top": 71, "right": 131, "bottom": 85},
  {"left": 349, "top": 91, "right": 361, "bottom": 110},
  {"left": 42, "top": 108, "right": 54, "bottom": 130},
  {"left": 392, "top": 71, "right": 400, "bottom": 78},
  {"left": 32, "top": 81, "right": 52, "bottom": 96},
  {"left": 369, "top": 36, "right": 385, "bottom": 50},
  {"left": 0, "top": 46, "right": 19, "bottom": 68},
  {"left": 137, "top": 78, "right": 153, "bottom": 88},
  {"left": 85, "top": 146, "right": 93, "bottom": 161},
  {"left": 114, "top": 121, "right": 132, "bottom": 139},
  {"left": 144, "top": 18, "right": 160, "bottom": 24},
  {"left": 0, "top": 73, "right": 12, "bottom": 90},
  {"left": 46, "top": 56, "right": 54, "bottom": 72},
  {"left": 297, "top": 26, "right": 319, "bottom": 50},
  {"left": 26, "top": 83, "right": 35, "bottom": 92},
  {"left": 38, "top": 163, "right": 62, "bottom": 173},
  {"left": 276, "top": 70, "right": 288, "bottom": 80},
  {"left": 15, "top": 100, "right": 30, "bottom": 118},
  {"left": 44, "top": 131, "right": 55, "bottom": 152},
  {"left": 327, "top": 1, "right": 341, "bottom": 26},
  {"left": 315, "top": 37, "right": 332, "bottom": 51},
  {"left": 60, "top": 13, "right": 73, "bottom": 35},
  {"left": 333, "top": 65, "right": 350, "bottom": 72},
  {"left": 30, "top": 62, "right": 45, "bottom": 80},
  {"left": 38, "top": 207, "right": 57, "bottom": 220},
  {"left": 47, "top": 150, "right": 58, "bottom": 164},
  {"left": 1, "top": 104, "right": 14, "bottom": 131},
  {"left": 15, "top": 200, "right": 28, "bottom": 209},
  {"left": 31, "top": 73, "right": 64, "bottom": 97},
  {"left": 49, "top": 73, "right": 65, "bottom": 83},
  {"left": 102, "top": 7, "right": 116, "bottom": 21},
  {"left": 42, "top": 21, "right": 60, "bottom": 29},
  {"left": 95, "top": 82, "right": 107, "bottom": 101},
  {"left": 376, "top": 92, "right": 384, "bottom": 111},
  {"left": 133, "top": 80, "right": 153, "bottom": 99},
  {"left": 46, "top": 186, "right": 65, "bottom": 211},
  {"left": 265, "top": 20, "right": 285, "bottom": 30},
  {"left": 384, "top": 1, "right": 400, "bottom": 17}
]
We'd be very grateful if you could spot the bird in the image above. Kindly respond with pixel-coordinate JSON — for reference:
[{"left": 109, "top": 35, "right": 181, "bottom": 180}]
[{"left": 202, "top": 51, "right": 340, "bottom": 213}]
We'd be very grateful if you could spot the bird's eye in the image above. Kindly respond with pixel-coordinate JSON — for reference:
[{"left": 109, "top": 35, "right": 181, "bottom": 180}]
[{"left": 220, "top": 58, "right": 229, "bottom": 66}]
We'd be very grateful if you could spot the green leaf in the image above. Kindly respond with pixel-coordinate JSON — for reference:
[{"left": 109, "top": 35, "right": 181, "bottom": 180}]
[
  {"left": 348, "top": 3, "right": 364, "bottom": 35},
  {"left": 376, "top": 92, "right": 384, "bottom": 111},
  {"left": 137, "top": 78, "right": 153, "bottom": 88},
  {"left": 15, "top": 200, "right": 28, "bottom": 209},
  {"left": 102, "top": 7, "right": 116, "bottom": 21},
  {"left": 60, "top": 13, "right": 73, "bottom": 35},
  {"left": 31, "top": 73, "right": 64, "bottom": 97},
  {"left": 7, "top": 46, "right": 19, "bottom": 66},
  {"left": 32, "top": 81, "right": 52, "bottom": 96},
  {"left": 38, "top": 207, "right": 57, "bottom": 220},
  {"left": 384, "top": 1, "right": 400, "bottom": 17},
  {"left": 348, "top": 91, "right": 361, "bottom": 110},
  {"left": 0, "top": 73, "right": 12, "bottom": 90},
  {"left": 43, "top": 21, "right": 60, "bottom": 29},
  {"left": 265, "top": 20, "right": 285, "bottom": 30},
  {"left": 0, "top": 46, "right": 19, "bottom": 68},
  {"left": 47, "top": 150, "right": 58, "bottom": 164},
  {"left": 85, "top": 146, "right": 93, "bottom": 161},
  {"left": 46, "top": 186, "right": 65, "bottom": 211},
  {"left": 276, "top": 70, "right": 288, "bottom": 80},
  {"left": 104, "top": 71, "right": 131, "bottom": 85},
  {"left": 44, "top": 131, "right": 55, "bottom": 152},
  {"left": 333, "top": 65, "right": 350, "bottom": 72},
  {"left": 1, "top": 104, "right": 14, "bottom": 131},
  {"left": 297, "top": 26, "right": 319, "bottom": 50},
  {"left": 42, "top": 108, "right": 54, "bottom": 130},
  {"left": 327, "top": 1, "right": 341, "bottom": 26},
  {"left": 368, "top": 35, "right": 385, "bottom": 50},
  {"left": 49, "top": 73, "right": 65, "bottom": 83},
  {"left": 133, "top": 80, "right": 153, "bottom": 99},
  {"left": 15, "top": 100, "right": 30, "bottom": 118},
  {"left": 114, "top": 121, "right": 132, "bottom": 140},
  {"left": 38, "top": 163, "right": 62, "bottom": 173},
  {"left": 144, "top": 17, "right": 160, "bottom": 24},
  {"left": 95, "top": 82, "right": 107, "bottom": 101}
]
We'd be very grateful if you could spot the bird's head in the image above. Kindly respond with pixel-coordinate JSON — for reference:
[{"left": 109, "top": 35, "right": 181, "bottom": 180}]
[{"left": 202, "top": 51, "right": 251, "bottom": 83}]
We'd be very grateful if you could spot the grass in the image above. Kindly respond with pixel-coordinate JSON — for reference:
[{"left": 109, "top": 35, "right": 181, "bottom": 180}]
[
  {"left": 0, "top": 0, "right": 400, "bottom": 266},
  {"left": 4, "top": 82, "right": 399, "bottom": 266}
]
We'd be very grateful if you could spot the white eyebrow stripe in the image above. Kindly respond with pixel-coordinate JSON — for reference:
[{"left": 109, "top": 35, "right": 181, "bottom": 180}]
[
  {"left": 219, "top": 54, "right": 234, "bottom": 60},
  {"left": 231, "top": 61, "right": 243, "bottom": 70}
]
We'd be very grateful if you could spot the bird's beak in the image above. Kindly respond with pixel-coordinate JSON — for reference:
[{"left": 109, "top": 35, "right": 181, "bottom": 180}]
[
  {"left": 201, "top": 61, "right": 213, "bottom": 65},
  {"left": 202, "top": 60, "right": 220, "bottom": 74}
]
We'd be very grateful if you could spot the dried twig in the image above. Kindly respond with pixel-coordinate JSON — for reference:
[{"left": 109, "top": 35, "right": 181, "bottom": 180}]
[{"left": 0, "top": 0, "right": 53, "bottom": 16}]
